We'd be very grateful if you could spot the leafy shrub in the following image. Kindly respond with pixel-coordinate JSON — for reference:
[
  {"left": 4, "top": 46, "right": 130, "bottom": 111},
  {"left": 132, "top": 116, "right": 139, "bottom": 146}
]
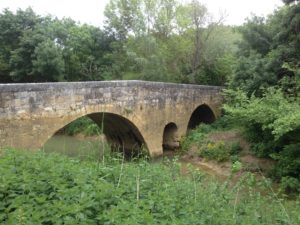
[
  {"left": 224, "top": 88, "right": 300, "bottom": 141},
  {"left": 181, "top": 119, "right": 236, "bottom": 153},
  {"left": 209, "top": 115, "right": 237, "bottom": 130},
  {"left": 181, "top": 121, "right": 242, "bottom": 162},
  {"left": 271, "top": 143, "right": 300, "bottom": 180},
  {"left": 229, "top": 141, "right": 242, "bottom": 155},
  {"left": 180, "top": 126, "right": 208, "bottom": 152},
  {"left": 199, "top": 141, "right": 230, "bottom": 162},
  {"left": 231, "top": 161, "right": 243, "bottom": 173},
  {"left": 280, "top": 176, "right": 300, "bottom": 194},
  {"left": 199, "top": 141, "right": 241, "bottom": 162}
]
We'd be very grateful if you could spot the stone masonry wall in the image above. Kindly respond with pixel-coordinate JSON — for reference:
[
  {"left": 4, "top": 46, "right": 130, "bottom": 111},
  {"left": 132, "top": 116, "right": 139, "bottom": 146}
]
[{"left": 0, "top": 80, "right": 223, "bottom": 157}]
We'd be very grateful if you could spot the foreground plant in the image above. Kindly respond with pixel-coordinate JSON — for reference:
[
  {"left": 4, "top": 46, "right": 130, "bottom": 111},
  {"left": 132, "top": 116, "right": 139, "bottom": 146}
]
[{"left": 0, "top": 149, "right": 299, "bottom": 224}]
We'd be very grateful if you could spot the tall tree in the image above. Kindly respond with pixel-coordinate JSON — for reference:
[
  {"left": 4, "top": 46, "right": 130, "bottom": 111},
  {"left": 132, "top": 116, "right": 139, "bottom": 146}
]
[
  {"left": 0, "top": 8, "right": 113, "bottom": 83},
  {"left": 0, "top": 8, "right": 40, "bottom": 82},
  {"left": 32, "top": 39, "right": 65, "bottom": 81},
  {"left": 230, "top": 2, "right": 300, "bottom": 95}
]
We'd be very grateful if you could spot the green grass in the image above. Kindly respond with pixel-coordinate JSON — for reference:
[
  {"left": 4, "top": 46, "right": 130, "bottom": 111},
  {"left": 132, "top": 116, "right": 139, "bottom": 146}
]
[{"left": 0, "top": 149, "right": 299, "bottom": 224}]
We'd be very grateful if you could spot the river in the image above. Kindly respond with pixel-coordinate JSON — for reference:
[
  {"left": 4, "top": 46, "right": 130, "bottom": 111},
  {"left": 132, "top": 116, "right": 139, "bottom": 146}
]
[{"left": 43, "top": 134, "right": 227, "bottom": 181}]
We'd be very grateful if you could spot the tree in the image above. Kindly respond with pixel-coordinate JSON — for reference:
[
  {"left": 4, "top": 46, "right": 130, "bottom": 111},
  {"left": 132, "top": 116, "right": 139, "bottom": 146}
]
[
  {"left": 104, "top": 0, "right": 145, "bottom": 40},
  {"left": 190, "top": 0, "right": 208, "bottom": 75},
  {"left": 230, "top": 2, "right": 300, "bottom": 96},
  {"left": 32, "top": 39, "right": 64, "bottom": 81},
  {"left": 0, "top": 8, "right": 113, "bottom": 83},
  {"left": 103, "top": 0, "right": 236, "bottom": 85},
  {"left": 0, "top": 8, "right": 40, "bottom": 82},
  {"left": 283, "top": 0, "right": 299, "bottom": 4}
]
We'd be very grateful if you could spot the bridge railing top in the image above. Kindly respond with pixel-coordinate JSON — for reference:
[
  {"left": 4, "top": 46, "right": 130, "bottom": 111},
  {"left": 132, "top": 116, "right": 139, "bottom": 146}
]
[{"left": 0, "top": 80, "right": 223, "bottom": 92}]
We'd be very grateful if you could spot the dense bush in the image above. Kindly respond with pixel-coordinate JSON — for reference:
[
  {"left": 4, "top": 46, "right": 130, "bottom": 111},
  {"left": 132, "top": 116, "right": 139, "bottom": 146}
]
[
  {"left": 198, "top": 141, "right": 241, "bottom": 162},
  {"left": 224, "top": 88, "right": 300, "bottom": 192},
  {"left": 181, "top": 120, "right": 241, "bottom": 162},
  {"left": 180, "top": 126, "right": 208, "bottom": 152},
  {"left": 0, "top": 149, "right": 299, "bottom": 224}
]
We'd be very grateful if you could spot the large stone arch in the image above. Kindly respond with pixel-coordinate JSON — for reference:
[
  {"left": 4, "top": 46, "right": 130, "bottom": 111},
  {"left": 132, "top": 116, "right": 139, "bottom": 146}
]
[
  {"left": 39, "top": 102, "right": 151, "bottom": 154},
  {"left": 46, "top": 112, "right": 147, "bottom": 155}
]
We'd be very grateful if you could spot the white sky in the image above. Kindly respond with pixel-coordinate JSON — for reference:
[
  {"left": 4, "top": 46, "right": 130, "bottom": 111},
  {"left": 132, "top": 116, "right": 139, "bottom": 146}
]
[{"left": 0, "top": 0, "right": 283, "bottom": 27}]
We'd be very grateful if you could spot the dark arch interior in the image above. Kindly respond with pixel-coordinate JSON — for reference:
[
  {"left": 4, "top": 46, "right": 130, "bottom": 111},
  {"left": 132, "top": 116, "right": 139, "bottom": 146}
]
[
  {"left": 88, "top": 113, "right": 146, "bottom": 155},
  {"left": 162, "top": 123, "right": 179, "bottom": 151},
  {"left": 187, "top": 105, "right": 216, "bottom": 130},
  {"left": 48, "top": 112, "right": 146, "bottom": 157}
]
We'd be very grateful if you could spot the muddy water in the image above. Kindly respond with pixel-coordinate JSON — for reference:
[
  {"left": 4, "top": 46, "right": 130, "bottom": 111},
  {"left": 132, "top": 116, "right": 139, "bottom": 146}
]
[
  {"left": 44, "top": 135, "right": 226, "bottom": 180},
  {"left": 43, "top": 135, "right": 108, "bottom": 160}
]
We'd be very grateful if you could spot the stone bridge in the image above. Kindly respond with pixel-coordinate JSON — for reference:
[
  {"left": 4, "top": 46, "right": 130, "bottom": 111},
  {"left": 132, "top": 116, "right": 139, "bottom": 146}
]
[{"left": 0, "top": 81, "right": 223, "bottom": 157}]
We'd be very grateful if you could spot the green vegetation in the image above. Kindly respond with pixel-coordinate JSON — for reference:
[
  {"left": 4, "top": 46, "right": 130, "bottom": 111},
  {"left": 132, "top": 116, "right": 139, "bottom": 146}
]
[
  {"left": 60, "top": 116, "right": 102, "bottom": 136},
  {"left": 0, "top": 149, "right": 299, "bottom": 224},
  {"left": 0, "top": 8, "right": 113, "bottom": 82},
  {"left": 0, "top": 0, "right": 238, "bottom": 85},
  {"left": 1, "top": 0, "right": 300, "bottom": 218},
  {"left": 230, "top": 1, "right": 300, "bottom": 96},
  {"left": 224, "top": 88, "right": 300, "bottom": 193},
  {"left": 182, "top": 86, "right": 300, "bottom": 193},
  {"left": 218, "top": 0, "right": 300, "bottom": 193},
  {"left": 182, "top": 121, "right": 242, "bottom": 163},
  {"left": 199, "top": 141, "right": 241, "bottom": 162}
]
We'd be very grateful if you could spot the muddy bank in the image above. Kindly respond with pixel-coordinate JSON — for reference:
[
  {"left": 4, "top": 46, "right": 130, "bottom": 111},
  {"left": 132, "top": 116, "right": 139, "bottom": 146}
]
[{"left": 164, "top": 129, "right": 276, "bottom": 182}]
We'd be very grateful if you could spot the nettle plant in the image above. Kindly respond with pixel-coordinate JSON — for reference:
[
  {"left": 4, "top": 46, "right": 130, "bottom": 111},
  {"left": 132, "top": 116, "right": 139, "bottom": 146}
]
[{"left": 0, "top": 149, "right": 299, "bottom": 224}]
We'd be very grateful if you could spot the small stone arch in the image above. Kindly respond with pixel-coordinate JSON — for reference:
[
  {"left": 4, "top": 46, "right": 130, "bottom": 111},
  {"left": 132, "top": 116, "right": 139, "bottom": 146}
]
[
  {"left": 162, "top": 122, "right": 179, "bottom": 151},
  {"left": 187, "top": 104, "right": 216, "bottom": 131},
  {"left": 45, "top": 112, "right": 148, "bottom": 156}
]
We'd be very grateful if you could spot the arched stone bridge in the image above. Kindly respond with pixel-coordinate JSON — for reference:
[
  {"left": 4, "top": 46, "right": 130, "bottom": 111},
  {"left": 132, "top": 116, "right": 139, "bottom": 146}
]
[{"left": 0, "top": 81, "right": 223, "bottom": 157}]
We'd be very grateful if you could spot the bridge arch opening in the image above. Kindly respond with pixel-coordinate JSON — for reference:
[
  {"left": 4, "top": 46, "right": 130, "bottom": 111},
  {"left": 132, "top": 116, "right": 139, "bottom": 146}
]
[
  {"left": 162, "top": 123, "right": 179, "bottom": 151},
  {"left": 187, "top": 104, "right": 216, "bottom": 131},
  {"left": 44, "top": 112, "right": 147, "bottom": 157}
]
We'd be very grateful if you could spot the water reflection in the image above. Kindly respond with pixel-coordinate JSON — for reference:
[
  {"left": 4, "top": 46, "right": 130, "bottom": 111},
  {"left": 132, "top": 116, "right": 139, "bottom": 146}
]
[{"left": 43, "top": 135, "right": 108, "bottom": 160}]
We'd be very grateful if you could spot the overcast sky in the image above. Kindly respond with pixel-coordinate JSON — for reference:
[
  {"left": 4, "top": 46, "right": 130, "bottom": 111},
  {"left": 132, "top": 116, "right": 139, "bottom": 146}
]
[{"left": 1, "top": 0, "right": 283, "bottom": 27}]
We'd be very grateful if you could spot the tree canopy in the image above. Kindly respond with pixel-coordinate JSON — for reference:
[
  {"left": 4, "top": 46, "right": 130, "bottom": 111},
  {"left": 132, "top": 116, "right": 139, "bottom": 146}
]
[
  {"left": 0, "top": 8, "right": 113, "bottom": 82},
  {"left": 0, "top": 1, "right": 239, "bottom": 85}
]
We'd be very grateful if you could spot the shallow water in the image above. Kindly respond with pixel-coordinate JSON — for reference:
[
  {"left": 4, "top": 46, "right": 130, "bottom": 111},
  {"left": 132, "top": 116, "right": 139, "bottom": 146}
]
[
  {"left": 44, "top": 135, "right": 227, "bottom": 180},
  {"left": 42, "top": 135, "right": 108, "bottom": 160}
]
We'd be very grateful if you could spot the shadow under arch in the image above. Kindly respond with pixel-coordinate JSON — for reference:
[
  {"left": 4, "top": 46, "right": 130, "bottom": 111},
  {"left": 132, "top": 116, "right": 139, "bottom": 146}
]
[
  {"left": 162, "top": 122, "right": 179, "bottom": 151},
  {"left": 187, "top": 104, "right": 216, "bottom": 131},
  {"left": 46, "top": 112, "right": 148, "bottom": 156}
]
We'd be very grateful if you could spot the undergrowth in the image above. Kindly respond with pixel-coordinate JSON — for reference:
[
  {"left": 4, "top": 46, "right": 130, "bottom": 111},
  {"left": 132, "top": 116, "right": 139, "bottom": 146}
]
[
  {"left": 199, "top": 141, "right": 241, "bottom": 162},
  {"left": 0, "top": 149, "right": 299, "bottom": 224},
  {"left": 224, "top": 88, "right": 300, "bottom": 193},
  {"left": 181, "top": 117, "right": 241, "bottom": 162}
]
